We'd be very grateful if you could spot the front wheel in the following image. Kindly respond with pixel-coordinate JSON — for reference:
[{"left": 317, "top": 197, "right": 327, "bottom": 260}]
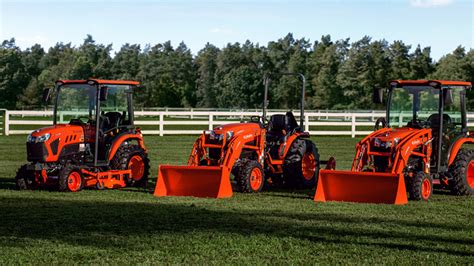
[
  {"left": 447, "top": 149, "right": 474, "bottom": 196},
  {"left": 283, "top": 139, "right": 320, "bottom": 189},
  {"left": 235, "top": 160, "right": 264, "bottom": 193},
  {"left": 15, "top": 164, "right": 38, "bottom": 190},
  {"left": 408, "top": 171, "right": 432, "bottom": 201},
  {"left": 59, "top": 165, "right": 83, "bottom": 192},
  {"left": 111, "top": 145, "right": 150, "bottom": 187}
]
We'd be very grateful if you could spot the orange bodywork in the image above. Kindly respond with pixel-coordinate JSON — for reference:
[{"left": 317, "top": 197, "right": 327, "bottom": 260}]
[
  {"left": 448, "top": 137, "right": 474, "bottom": 165},
  {"left": 56, "top": 79, "right": 140, "bottom": 86},
  {"left": 82, "top": 169, "right": 130, "bottom": 189},
  {"left": 315, "top": 127, "right": 432, "bottom": 205}
]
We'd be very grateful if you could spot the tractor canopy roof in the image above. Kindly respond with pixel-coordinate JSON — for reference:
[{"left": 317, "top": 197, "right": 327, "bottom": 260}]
[
  {"left": 55, "top": 79, "right": 140, "bottom": 86},
  {"left": 390, "top": 79, "right": 471, "bottom": 88}
]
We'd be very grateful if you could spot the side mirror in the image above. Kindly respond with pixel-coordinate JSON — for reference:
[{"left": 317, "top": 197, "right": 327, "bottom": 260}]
[
  {"left": 372, "top": 87, "right": 383, "bottom": 104},
  {"left": 99, "top": 86, "right": 109, "bottom": 101},
  {"left": 444, "top": 89, "right": 453, "bottom": 106},
  {"left": 42, "top": 88, "right": 51, "bottom": 103}
]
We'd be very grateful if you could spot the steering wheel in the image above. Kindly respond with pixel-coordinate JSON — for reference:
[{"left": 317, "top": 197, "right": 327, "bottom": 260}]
[
  {"left": 250, "top": 116, "right": 262, "bottom": 123},
  {"left": 408, "top": 118, "right": 429, "bottom": 128},
  {"left": 69, "top": 117, "right": 88, "bottom": 125},
  {"left": 374, "top": 117, "right": 388, "bottom": 131}
]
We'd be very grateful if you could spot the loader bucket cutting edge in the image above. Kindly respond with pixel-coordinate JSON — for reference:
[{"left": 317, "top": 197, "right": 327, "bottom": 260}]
[
  {"left": 154, "top": 165, "right": 233, "bottom": 198},
  {"left": 314, "top": 170, "right": 408, "bottom": 205}
]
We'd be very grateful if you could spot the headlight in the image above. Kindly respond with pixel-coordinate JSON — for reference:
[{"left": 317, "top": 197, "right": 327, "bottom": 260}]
[
  {"left": 27, "top": 134, "right": 35, "bottom": 142},
  {"left": 27, "top": 133, "right": 50, "bottom": 143},
  {"left": 373, "top": 137, "right": 400, "bottom": 149},
  {"left": 226, "top": 131, "right": 234, "bottom": 141}
]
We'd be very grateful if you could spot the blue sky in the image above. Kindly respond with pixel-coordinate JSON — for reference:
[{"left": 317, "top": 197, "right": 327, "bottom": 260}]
[{"left": 0, "top": 0, "right": 472, "bottom": 60}]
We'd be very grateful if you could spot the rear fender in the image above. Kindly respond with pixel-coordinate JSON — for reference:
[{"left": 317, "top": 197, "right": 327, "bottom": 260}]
[
  {"left": 278, "top": 133, "right": 302, "bottom": 159},
  {"left": 448, "top": 137, "right": 474, "bottom": 165},
  {"left": 107, "top": 132, "right": 146, "bottom": 161}
]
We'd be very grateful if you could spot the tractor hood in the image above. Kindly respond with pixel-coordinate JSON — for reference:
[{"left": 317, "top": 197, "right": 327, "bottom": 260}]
[
  {"left": 26, "top": 124, "right": 88, "bottom": 163},
  {"left": 29, "top": 124, "right": 84, "bottom": 139},
  {"left": 369, "top": 127, "right": 430, "bottom": 149},
  {"left": 212, "top": 122, "right": 262, "bottom": 137}
]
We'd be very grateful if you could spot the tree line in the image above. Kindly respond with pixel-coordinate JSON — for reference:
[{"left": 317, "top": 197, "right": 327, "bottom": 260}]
[{"left": 1, "top": 34, "right": 473, "bottom": 110}]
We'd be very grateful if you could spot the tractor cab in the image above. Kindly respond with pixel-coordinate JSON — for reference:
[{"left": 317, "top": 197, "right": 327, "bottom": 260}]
[
  {"left": 377, "top": 80, "right": 472, "bottom": 172},
  {"left": 50, "top": 79, "right": 140, "bottom": 165}
]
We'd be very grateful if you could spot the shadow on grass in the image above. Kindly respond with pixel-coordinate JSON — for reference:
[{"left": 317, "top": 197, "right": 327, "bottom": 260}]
[{"left": 0, "top": 196, "right": 472, "bottom": 258}]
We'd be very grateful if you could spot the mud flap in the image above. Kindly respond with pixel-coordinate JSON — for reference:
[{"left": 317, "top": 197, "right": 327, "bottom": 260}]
[
  {"left": 314, "top": 170, "right": 408, "bottom": 205},
  {"left": 154, "top": 165, "right": 233, "bottom": 198}
]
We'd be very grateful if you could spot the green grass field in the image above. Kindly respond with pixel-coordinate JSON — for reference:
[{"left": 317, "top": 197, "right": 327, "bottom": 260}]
[{"left": 0, "top": 135, "right": 472, "bottom": 264}]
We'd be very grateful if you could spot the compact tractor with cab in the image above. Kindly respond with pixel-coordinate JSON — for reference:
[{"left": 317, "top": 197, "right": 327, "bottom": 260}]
[
  {"left": 155, "top": 73, "right": 333, "bottom": 198},
  {"left": 315, "top": 80, "right": 473, "bottom": 204},
  {"left": 15, "top": 79, "right": 150, "bottom": 192}
]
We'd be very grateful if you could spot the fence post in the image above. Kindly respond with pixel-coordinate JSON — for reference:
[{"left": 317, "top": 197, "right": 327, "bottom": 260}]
[
  {"left": 190, "top": 108, "right": 194, "bottom": 119},
  {"left": 305, "top": 114, "right": 309, "bottom": 132},
  {"left": 159, "top": 113, "right": 164, "bottom": 137},
  {"left": 398, "top": 112, "right": 403, "bottom": 127},
  {"left": 208, "top": 113, "right": 213, "bottom": 130},
  {"left": 4, "top": 110, "right": 9, "bottom": 136},
  {"left": 351, "top": 113, "right": 356, "bottom": 138}
]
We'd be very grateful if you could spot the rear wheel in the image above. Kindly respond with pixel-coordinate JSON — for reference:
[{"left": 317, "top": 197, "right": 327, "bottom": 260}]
[
  {"left": 59, "top": 165, "right": 83, "bottom": 192},
  {"left": 447, "top": 149, "right": 474, "bottom": 196},
  {"left": 236, "top": 160, "right": 264, "bottom": 193},
  {"left": 111, "top": 145, "right": 150, "bottom": 187},
  {"left": 15, "top": 164, "right": 38, "bottom": 190},
  {"left": 408, "top": 171, "right": 432, "bottom": 201},
  {"left": 283, "top": 139, "right": 320, "bottom": 188}
]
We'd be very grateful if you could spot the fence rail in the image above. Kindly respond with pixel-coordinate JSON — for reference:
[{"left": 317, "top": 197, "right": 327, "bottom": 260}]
[{"left": 3, "top": 109, "right": 474, "bottom": 137}]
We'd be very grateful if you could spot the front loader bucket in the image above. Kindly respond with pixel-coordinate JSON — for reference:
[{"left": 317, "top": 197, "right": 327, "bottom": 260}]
[
  {"left": 314, "top": 170, "right": 408, "bottom": 205},
  {"left": 154, "top": 165, "right": 233, "bottom": 198}
]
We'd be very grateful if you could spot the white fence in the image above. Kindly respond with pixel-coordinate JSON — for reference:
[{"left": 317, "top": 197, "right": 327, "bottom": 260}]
[{"left": 2, "top": 109, "right": 474, "bottom": 137}]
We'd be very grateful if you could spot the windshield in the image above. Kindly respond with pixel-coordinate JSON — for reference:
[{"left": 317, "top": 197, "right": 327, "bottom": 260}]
[
  {"left": 388, "top": 86, "right": 464, "bottom": 129},
  {"left": 56, "top": 84, "right": 96, "bottom": 123},
  {"left": 55, "top": 84, "right": 131, "bottom": 124}
]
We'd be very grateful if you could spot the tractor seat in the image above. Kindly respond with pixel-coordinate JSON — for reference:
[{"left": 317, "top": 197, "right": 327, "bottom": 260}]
[
  {"left": 104, "top": 112, "right": 123, "bottom": 129},
  {"left": 266, "top": 112, "right": 299, "bottom": 141},
  {"left": 427, "top": 114, "right": 452, "bottom": 129}
]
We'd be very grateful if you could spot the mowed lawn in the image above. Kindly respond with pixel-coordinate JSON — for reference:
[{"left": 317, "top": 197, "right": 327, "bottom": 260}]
[{"left": 0, "top": 135, "right": 472, "bottom": 264}]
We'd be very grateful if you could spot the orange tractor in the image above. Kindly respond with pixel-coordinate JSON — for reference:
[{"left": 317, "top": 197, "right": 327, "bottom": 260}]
[
  {"left": 315, "top": 80, "right": 473, "bottom": 204},
  {"left": 15, "top": 79, "right": 150, "bottom": 192},
  {"left": 155, "top": 73, "right": 333, "bottom": 198}
]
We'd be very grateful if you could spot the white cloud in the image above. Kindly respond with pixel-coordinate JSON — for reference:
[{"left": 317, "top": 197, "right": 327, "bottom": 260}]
[
  {"left": 409, "top": 0, "right": 454, "bottom": 8},
  {"left": 209, "top": 27, "right": 234, "bottom": 35}
]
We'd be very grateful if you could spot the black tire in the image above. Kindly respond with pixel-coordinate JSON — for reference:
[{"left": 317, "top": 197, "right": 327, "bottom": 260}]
[
  {"left": 283, "top": 139, "right": 320, "bottom": 189},
  {"left": 58, "top": 165, "right": 84, "bottom": 192},
  {"left": 111, "top": 145, "right": 150, "bottom": 187},
  {"left": 447, "top": 149, "right": 474, "bottom": 196},
  {"left": 15, "top": 164, "right": 37, "bottom": 190},
  {"left": 235, "top": 159, "right": 264, "bottom": 193},
  {"left": 408, "top": 171, "right": 432, "bottom": 201}
]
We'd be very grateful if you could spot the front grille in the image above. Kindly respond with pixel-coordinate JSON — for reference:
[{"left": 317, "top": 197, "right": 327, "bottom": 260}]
[{"left": 26, "top": 142, "right": 48, "bottom": 162}]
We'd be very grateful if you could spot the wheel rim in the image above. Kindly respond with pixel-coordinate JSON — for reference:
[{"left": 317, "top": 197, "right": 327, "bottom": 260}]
[
  {"left": 67, "top": 172, "right": 81, "bottom": 192},
  {"left": 421, "top": 178, "right": 431, "bottom": 200},
  {"left": 302, "top": 152, "right": 317, "bottom": 180},
  {"left": 129, "top": 155, "right": 145, "bottom": 181},
  {"left": 467, "top": 161, "right": 474, "bottom": 189},
  {"left": 249, "top": 168, "right": 263, "bottom": 191}
]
